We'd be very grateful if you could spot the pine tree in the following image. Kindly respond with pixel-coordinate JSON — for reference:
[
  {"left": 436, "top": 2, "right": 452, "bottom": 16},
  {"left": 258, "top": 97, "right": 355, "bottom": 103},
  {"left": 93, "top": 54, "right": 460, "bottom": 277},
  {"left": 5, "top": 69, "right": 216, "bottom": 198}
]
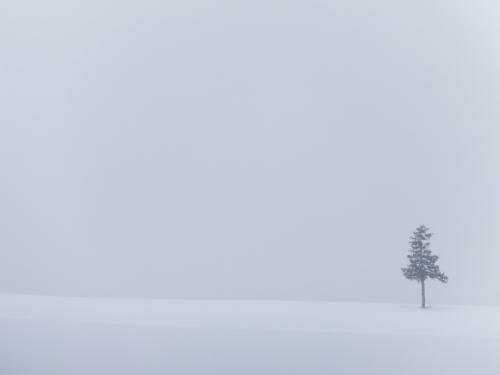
[{"left": 402, "top": 225, "right": 448, "bottom": 308}]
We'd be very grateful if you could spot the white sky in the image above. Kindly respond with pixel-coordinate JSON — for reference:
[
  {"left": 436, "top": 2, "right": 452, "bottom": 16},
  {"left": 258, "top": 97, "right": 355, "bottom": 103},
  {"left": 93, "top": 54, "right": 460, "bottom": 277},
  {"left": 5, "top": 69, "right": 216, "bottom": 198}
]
[{"left": 1, "top": 0, "right": 500, "bottom": 305}]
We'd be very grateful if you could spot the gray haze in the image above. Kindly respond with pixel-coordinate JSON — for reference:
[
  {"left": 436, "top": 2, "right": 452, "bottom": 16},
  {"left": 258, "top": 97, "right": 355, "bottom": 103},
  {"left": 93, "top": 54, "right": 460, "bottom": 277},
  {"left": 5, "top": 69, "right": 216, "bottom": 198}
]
[{"left": 1, "top": 0, "right": 500, "bottom": 305}]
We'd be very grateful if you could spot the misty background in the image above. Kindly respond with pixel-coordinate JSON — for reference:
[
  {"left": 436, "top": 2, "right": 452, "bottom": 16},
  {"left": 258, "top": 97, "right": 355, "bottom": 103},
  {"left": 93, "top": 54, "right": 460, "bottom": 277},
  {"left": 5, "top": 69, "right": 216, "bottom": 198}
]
[{"left": 1, "top": 0, "right": 499, "bottom": 306}]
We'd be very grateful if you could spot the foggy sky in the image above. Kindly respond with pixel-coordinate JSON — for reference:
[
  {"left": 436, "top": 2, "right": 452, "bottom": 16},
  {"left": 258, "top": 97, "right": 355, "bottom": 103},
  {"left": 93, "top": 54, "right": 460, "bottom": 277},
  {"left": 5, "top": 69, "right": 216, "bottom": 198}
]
[{"left": 1, "top": 0, "right": 500, "bottom": 305}]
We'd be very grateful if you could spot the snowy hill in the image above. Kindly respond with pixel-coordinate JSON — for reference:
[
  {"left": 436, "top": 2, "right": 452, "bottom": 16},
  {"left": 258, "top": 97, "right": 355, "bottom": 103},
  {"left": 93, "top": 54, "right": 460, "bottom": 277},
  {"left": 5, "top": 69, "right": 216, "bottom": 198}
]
[{"left": 1, "top": 294, "right": 500, "bottom": 374}]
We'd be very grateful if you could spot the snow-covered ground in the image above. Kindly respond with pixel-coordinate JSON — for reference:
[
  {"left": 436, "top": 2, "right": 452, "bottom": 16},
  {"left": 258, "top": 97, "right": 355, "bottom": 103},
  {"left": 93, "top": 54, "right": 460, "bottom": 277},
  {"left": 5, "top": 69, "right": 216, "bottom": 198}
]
[{"left": 1, "top": 294, "right": 500, "bottom": 374}]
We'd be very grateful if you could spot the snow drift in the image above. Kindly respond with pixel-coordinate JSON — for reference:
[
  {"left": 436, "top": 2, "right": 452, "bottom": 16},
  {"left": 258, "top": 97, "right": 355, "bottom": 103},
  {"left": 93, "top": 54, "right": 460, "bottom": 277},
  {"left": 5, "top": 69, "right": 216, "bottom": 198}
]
[{"left": 1, "top": 294, "right": 500, "bottom": 374}]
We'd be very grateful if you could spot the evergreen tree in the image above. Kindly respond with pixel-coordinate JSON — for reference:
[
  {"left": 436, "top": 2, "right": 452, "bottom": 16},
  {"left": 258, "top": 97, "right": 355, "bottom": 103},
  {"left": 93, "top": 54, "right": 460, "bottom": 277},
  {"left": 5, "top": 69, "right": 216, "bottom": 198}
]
[{"left": 402, "top": 225, "right": 448, "bottom": 308}]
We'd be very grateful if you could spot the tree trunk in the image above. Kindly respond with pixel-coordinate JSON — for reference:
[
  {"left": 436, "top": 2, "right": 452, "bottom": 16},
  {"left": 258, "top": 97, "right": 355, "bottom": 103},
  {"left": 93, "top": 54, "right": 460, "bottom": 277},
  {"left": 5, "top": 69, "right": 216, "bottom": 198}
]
[{"left": 420, "top": 279, "right": 426, "bottom": 309}]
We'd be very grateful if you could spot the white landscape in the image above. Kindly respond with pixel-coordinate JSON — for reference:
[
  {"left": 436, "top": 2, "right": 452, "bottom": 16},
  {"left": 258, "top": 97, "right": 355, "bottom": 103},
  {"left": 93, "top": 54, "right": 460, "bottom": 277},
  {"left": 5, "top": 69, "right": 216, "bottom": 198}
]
[
  {"left": 1, "top": 294, "right": 500, "bottom": 374},
  {"left": 3, "top": 0, "right": 500, "bottom": 373}
]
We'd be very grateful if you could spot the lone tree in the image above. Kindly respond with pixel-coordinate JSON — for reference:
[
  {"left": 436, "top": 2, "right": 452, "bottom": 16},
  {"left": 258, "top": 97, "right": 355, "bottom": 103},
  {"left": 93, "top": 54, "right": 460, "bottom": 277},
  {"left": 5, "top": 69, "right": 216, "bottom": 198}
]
[{"left": 402, "top": 225, "right": 448, "bottom": 308}]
